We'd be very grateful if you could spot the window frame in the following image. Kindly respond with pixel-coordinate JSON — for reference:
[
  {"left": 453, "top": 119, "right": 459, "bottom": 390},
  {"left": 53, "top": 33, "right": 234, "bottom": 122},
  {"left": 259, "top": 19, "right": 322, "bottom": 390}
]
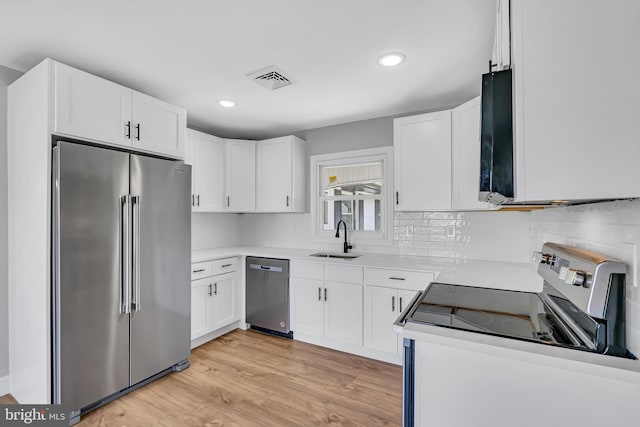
[{"left": 310, "top": 147, "right": 393, "bottom": 247}]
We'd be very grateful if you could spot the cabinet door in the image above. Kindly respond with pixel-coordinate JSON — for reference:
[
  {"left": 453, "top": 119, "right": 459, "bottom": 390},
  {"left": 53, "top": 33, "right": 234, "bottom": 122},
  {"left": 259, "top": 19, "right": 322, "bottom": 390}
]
[
  {"left": 191, "top": 277, "right": 212, "bottom": 340},
  {"left": 256, "top": 136, "right": 293, "bottom": 212},
  {"left": 211, "top": 273, "right": 236, "bottom": 330},
  {"left": 394, "top": 111, "right": 452, "bottom": 211},
  {"left": 364, "top": 286, "right": 398, "bottom": 353},
  {"left": 188, "top": 130, "right": 224, "bottom": 212},
  {"left": 396, "top": 289, "right": 420, "bottom": 355},
  {"left": 451, "top": 97, "right": 495, "bottom": 211},
  {"left": 291, "top": 278, "right": 324, "bottom": 338},
  {"left": 323, "top": 281, "right": 363, "bottom": 346},
  {"left": 132, "top": 91, "right": 186, "bottom": 159},
  {"left": 225, "top": 139, "right": 256, "bottom": 212},
  {"left": 54, "top": 61, "right": 133, "bottom": 147}
]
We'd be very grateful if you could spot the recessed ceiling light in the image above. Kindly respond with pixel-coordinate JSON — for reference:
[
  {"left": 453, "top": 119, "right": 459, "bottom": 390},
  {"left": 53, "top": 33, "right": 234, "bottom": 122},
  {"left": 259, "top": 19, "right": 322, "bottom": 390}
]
[
  {"left": 377, "top": 53, "right": 405, "bottom": 67},
  {"left": 218, "top": 99, "right": 236, "bottom": 108}
]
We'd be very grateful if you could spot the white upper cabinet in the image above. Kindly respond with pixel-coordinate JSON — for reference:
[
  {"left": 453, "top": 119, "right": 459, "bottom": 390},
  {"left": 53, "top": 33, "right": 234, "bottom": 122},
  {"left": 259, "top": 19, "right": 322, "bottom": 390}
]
[
  {"left": 394, "top": 110, "right": 452, "bottom": 211},
  {"left": 451, "top": 97, "right": 495, "bottom": 211},
  {"left": 131, "top": 92, "right": 185, "bottom": 158},
  {"left": 225, "top": 139, "right": 256, "bottom": 212},
  {"left": 256, "top": 136, "right": 307, "bottom": 212},
  {"left": 53, "top": 61, "right": 185, "bottom": 159},
  {"left": 54, "top": 61, "right": 133, "bottom": 147},
  {"left": 186, "top": 129, "right": 224, "bottom": 212},
  {"left": 510, "top": 0, "right": 640, "bottom": 202}
]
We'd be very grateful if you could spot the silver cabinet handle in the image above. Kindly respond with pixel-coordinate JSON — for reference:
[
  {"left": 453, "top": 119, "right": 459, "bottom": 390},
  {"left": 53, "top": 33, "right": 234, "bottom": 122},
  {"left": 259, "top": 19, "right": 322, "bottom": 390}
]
[
  {"left": 135, "top": 123, "right": 140, "bottom": 140},
  {"left": 227, "top": 196, "right": 230, "bottom": 207},
  {"left": 208, "top": 283, "right": 212, "bottom": 296},
  {"left": 318, "top": 287, "right": 322, "bottom": 301},
  {"left": 392, "top": 295, "right": 395, "bottom": 312},
  {"left": 396, "top": 191, "right": 399, "bottom": 205},
  {"left": 120, "top": 195, "right": 132, "bottom": 314},
  {"left": 126, "top": 121, "right": 131, "bottom": 139},
  {"left": 389, "top": 277, "right": 405, "bottom": 281},
  {"left": 196, "top": 194, "right": 200, "bottom": 206},
  {"left": 399, "top": 297, "right": 404, "bottom": 312},
  {"left": 191, "top": 194, "right": 194, "bottom": 206},
  {"left": 132, "top": 195, "right": 141, "bottom": 311},
  {"left": 324, "top": 288, "right": 328, "bottom": 302},
  {"left": 221, "top": 264, "right": 232, "bottom": 268},
  {"left": 192, "top": 268, "right": 205, "bottom": 273},
  {"left": 214, "top": 283, "right": 217, "bottom": 296},
  {"left": 286, "top": 195, "right": 290, "bottom": 207}
]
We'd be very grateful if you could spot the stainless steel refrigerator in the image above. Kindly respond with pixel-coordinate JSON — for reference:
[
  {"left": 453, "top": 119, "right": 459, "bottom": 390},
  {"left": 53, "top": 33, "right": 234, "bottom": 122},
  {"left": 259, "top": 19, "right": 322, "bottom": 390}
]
[{"left": 52, "top": 141, "right": 191, "bottom": 422}]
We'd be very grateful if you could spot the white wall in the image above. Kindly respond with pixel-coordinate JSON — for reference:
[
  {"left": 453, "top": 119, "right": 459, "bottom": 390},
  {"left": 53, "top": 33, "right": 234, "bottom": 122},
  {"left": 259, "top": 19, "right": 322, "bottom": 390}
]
[
  {"left": 0, "top": 65, "right": 23, "bottom": 379},
  {"left": 191, "top": 213, "right": 242, "bottom": 250},
  {"left": 531, "top": 199, "right": 640, "bottom": 357}
]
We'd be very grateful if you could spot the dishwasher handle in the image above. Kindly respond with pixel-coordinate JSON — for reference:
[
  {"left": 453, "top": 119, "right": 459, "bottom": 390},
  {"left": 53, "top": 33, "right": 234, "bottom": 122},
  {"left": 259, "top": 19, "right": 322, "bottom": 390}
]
[{"left": 249, "top": 264, "right": 283, "bottom": 273}]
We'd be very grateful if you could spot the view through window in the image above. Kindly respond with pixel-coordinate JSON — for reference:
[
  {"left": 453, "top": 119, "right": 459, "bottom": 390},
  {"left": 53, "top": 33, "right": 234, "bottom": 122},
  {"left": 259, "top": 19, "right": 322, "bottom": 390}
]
[{"left": 320, "top": 162, "right": 382, "bottom": 232}]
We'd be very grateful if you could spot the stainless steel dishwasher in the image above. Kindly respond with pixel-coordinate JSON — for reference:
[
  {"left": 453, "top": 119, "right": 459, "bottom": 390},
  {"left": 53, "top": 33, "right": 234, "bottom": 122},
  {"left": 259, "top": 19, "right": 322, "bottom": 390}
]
[{"left": 245, "top": 257, "right": 292, "bottom": 338}]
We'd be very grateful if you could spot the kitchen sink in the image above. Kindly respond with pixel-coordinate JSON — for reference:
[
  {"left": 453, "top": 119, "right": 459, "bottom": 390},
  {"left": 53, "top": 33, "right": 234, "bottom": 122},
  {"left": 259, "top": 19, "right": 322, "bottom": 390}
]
[{"left": 309, "top": 252, "right": 361, "bottom": 260}]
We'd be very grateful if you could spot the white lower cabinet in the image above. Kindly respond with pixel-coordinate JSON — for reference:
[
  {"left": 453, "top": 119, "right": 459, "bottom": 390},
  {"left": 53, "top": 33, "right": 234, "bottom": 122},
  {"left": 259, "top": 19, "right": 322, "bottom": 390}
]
[
  {"left": 323, "top": 281, "right": 363, "bottom": 346},
  {"left": 190, "top": 258, "right": 239, "bottom": 343},
  {"left": 291, "top": 262, "right": 364, "bottom": 348},
  {"left": 291, "top": 277, "right": 324, "bottom": 338},
  {"left": 191, "top": 277, "right": 213, "bottom": 340},
  {"left": 364, "top": 286, "right": 420, "bottom": 355}
]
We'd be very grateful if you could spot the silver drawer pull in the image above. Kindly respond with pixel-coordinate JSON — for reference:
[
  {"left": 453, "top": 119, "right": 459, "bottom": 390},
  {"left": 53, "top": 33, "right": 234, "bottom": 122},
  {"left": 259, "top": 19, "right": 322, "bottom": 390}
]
[
  {"left": 389, "top": 277, "right": 405, "bottom": 281},
  {"left": 221, "top": 264, "right": 233, "bottom": 268},
  {"left": 192, "top": 268, "right": 205, "bottom": 273}
]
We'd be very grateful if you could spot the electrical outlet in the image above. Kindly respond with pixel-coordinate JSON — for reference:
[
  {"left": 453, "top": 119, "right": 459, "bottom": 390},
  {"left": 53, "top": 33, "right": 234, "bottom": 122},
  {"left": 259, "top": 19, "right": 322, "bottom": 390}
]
[{"left": 622, "top": 242, "right": 638, "bottom": 287}]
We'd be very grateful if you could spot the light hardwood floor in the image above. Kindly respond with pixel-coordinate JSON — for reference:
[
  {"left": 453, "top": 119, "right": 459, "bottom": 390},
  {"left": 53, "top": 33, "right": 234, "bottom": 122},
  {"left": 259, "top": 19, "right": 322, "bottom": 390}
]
[{"left": 1, "top": 330, "right": 402, "bottom": 426}]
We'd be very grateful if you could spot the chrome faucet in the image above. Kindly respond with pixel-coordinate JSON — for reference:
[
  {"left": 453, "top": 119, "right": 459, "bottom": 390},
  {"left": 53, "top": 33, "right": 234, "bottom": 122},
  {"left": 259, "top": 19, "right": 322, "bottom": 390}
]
[{"left": 335, "top": 220, "right": 353, "bottom": 253}]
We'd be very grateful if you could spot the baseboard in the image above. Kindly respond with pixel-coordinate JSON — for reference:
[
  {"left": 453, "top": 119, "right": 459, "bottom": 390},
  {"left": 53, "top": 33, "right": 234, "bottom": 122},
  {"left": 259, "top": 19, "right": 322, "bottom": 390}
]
[
  {"left": 0, "top": 375, "right": 10, "bottom": 397},
  {"left": 294, "top": 333, "right": 402, "bottom": 365}
]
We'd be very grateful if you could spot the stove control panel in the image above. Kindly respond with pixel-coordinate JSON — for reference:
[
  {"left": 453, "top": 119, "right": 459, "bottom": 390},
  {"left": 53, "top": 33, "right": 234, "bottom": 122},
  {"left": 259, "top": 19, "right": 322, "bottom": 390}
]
[
  {"left": 532, "top": 251, "right": 556, "bottom": 265},
  {"left": 536, "top": 242, "right": 626, "bottom": 319},
  {"left": 559, "top": 266, "right": 588, "bottom": 287}
]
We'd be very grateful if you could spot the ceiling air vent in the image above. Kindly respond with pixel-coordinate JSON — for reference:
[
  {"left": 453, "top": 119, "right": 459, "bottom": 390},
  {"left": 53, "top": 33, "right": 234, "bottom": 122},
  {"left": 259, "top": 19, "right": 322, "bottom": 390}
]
[{"left": 247, "top": 66, "right": 293, "bottom": 90}]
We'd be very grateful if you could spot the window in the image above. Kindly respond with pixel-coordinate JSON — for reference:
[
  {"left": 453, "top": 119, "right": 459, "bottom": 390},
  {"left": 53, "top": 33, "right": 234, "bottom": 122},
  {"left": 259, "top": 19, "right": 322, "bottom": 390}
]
[{"left": 310, "top": 147, "right": 393, "bottom": 246}]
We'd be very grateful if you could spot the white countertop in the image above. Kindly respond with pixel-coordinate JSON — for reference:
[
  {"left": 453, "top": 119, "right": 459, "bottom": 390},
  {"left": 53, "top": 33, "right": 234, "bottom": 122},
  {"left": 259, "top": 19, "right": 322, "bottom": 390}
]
[
  {"left": 192, "top": 245, "right": 639, "bottom": 375},
  {"left": 192, "top": 246, "right": 542, "bottom": 292}
]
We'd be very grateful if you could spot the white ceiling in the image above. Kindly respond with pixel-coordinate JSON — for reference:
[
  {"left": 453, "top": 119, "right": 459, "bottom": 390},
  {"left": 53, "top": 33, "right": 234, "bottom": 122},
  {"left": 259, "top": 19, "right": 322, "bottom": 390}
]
[{"left": 0, "top": 0, "right": 496, "bottom": 139}]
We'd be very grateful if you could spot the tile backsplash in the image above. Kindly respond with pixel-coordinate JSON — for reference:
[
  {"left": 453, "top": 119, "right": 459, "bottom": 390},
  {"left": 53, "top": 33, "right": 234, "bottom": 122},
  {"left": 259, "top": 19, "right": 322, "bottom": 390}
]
[
  {"left": 393, "top": 210, "right": 531, "bottom": 263},
  {"left": 530, "top": 199, "right": 640, "bottom": 357}
]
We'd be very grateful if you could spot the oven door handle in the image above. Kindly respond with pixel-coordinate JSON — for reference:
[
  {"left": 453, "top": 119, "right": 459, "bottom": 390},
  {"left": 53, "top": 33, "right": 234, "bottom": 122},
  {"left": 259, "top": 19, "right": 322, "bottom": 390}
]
[{"left": 393, "top": 290, "right": 423, "bottom": 331}]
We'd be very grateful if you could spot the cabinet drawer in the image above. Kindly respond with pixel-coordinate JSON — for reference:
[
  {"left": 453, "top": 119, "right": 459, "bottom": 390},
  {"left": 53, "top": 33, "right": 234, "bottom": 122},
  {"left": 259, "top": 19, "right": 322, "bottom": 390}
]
[
  {"left": 211, "top": 257, "right": 238, "bottom": 275},
  {"left": 324, "top": 264, "right": 363, "bottom": 284},
  {"left": 291, "top": 261, "right": 323, "bottom": 280},
  {"left": 191, "top": 261, "right": 213, "bottom": 280},
  {"left": 364, "top": 268, "right": 434, "bottom": 291}
]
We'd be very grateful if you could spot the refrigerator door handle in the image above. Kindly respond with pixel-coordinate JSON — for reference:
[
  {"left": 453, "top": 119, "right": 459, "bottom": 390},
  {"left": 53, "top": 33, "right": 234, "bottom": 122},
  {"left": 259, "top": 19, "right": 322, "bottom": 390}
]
[
  {"left": 121, "top": 195, "right": 132, "bottom": 314},
  {"left": 132, "top": 195, "right": 141, "bottom": 311}
]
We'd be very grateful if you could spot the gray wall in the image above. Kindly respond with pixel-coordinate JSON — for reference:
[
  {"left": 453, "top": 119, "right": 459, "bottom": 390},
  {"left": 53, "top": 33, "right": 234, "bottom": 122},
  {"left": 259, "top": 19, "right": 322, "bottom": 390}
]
[
  {"left": 296, "top": 106, "right": 451, "bottom": 156},
  {"left": 0, "top": 65, "right": 23, "bottom": 378}
]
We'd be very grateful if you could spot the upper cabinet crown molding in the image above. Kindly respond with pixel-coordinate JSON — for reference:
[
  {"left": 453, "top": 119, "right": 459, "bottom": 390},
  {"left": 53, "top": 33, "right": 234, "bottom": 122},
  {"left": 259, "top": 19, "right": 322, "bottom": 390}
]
[
  {"left": 256, "top": 135, "right": 307, "bottom": 213},
  {"left": 52, "top": 59, "right": 186, "bottom": 159}
]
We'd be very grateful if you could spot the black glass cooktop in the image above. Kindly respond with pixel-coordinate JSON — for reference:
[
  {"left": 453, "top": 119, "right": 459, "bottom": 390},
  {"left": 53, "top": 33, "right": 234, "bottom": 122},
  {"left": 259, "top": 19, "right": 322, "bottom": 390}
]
[{"left": 405, "top": 283, "right": 594, "bottom": 350}]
